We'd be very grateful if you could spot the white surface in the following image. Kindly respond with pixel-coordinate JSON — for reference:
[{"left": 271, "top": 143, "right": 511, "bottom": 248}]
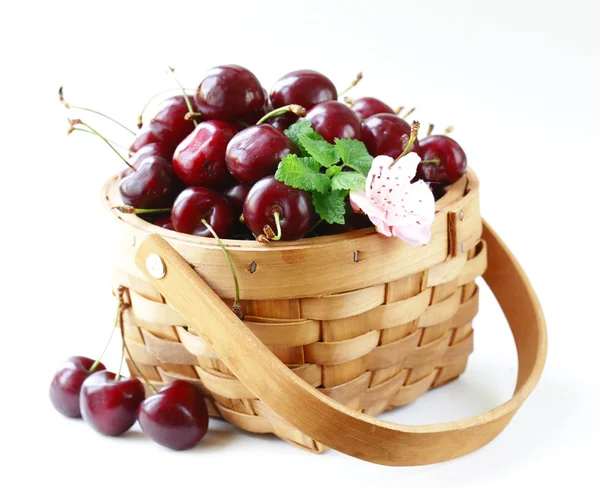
[{"left": 1, "top": 1, "right": 598, "bottom": 486}]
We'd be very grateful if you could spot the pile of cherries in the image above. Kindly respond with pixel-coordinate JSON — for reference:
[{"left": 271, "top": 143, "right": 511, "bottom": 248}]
[{"left": 112, "top": 65, "right": 467, "bottom": 241}]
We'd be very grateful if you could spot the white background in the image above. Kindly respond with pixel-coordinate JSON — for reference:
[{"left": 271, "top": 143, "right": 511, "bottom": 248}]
[{"left": 1, "top": 1, "right": 598, "bottom": 486}]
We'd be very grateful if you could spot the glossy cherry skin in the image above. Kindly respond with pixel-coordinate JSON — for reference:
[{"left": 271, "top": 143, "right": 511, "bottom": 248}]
[
  {"left": 80, "top": 370, "right": 145, "bottom": 436},
  {"left": 154, "top": 217, "right": 175, "bottom": 230},
  {"left": 120, "top": 142, "right": 173, "bottom": 180},
  {"left": 119, "top": 156, "right": 181, "bottom": 209},
  {"left": 172, "top": 187, "right": 235, "bottom": 237},
  {"left": 173, "top": 120, "right": 237, "bottom": 187},
  {"left": 270, "top": 70, "right": 337, "bottom": 110},
  {"left": 130, "top": 95, "right": 197, "bottom": 154},
  {"left": 223, "top": 183, "right": 250, "bottom": 215},
  {"left": 226, "top": 125, "right": 299, "bottom": 185},
  {"left": 49, "top": 356, "right": 106, "bottom": 418},
  {"left": 362, "top": 114, "right": 420, "bottom": 159},
  {"left": 243, "top": 176, "right": 315, "bottom": 241},
  {"left": 194, "top": 65, "right": 265, "bottom": 122},
  {"left": 351, "top": 97, "right": 395, "bottom": 120},
  {"left": 267, "top": 113, "right": 298, "bottom": 132},
  {"left": 305, "top": 101, "right": 362, "bottom": 143},
  {"left": 416, "top": 135, "right": 467, "bottom": 185},
  {"left": 138, "top": 380, "right": 209, "bottom": 451}
]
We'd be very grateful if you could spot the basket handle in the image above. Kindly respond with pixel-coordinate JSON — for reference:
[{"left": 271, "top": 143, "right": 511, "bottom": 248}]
[{"left": 134, "top": 221, "right": 547, "bottom": 466}]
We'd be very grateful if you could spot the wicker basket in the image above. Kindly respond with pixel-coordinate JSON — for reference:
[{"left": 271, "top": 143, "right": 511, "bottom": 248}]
[{"left": 103, "top": 168, "right": 546, "bottom": 465}]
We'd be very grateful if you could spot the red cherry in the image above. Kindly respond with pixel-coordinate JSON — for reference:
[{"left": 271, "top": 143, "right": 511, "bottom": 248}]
[
  {"left": 154, "top": 217, "right": 174, "bottom": 230},
  {"left": 226, "top": 125, "right": 299, "bottom": 185},
  {"left": 130, "top": 96, "right": 197, "bottom": 154},
  {"left": 305, "top": 101, "right": 362, "bottom": 143},
  {"left": 362, "top": 114, "right": 420, "bottom": 159},
  {"left": 243, "top": 176, "right": 315, "bottom": 241},
  {"left": 172, "top": 187, "right": 235, "bottom": 237},
  {"left": 137, "top": 380, "right": 209, "bottom": 451},
  {"left": 194, "top": 65, "right": 265, "bottom": 122},
  {"left": 49, "top": 357, "right": 106, "bottom": 418},
  {"left": 119, "top": 156, "right": 181, "bottom": 209},
  {"left": 267, "top": 113, "right": 298, "bottom": 131},
  {"left": 120, "top": 142, "right": 173, "bottom": 180},
  {"left": 223, "top": 183, "right": 250, "bottom": 215},
  {"left": 416, "top": 135, "right": 467, "bottom": 185},
  {"left": 172, "top": 120, "right": 237, "bottom": 187},
  {"left": 351, "top": 97, "right": 395, "bottom": 120},
  {"left": 270, "top": 70, "right": 337, "bottom": 111},
  {"left": 79, "top": 370, "right": 145, "bottom": 436}
]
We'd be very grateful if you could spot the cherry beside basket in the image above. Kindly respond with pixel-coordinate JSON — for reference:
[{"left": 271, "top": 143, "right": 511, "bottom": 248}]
[{"left": 104, "top": 168, "right": 547, "bottom": 466}]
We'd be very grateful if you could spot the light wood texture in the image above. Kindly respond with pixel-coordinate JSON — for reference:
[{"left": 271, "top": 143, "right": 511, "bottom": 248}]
[
  {"left": 107, "top": 170, "right": 490, "bottom": 453},
  {"left": 131, "top": 222, "right": 546, "bottom": 466}
]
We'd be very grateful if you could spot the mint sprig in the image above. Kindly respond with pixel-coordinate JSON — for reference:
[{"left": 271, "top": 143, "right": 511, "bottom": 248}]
[{"left": 276, "top": 120, "right": 374, "bottom": 224}]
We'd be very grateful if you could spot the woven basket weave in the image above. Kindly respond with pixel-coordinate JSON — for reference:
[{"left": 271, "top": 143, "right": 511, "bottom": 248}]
[{"left": 105, "top": 169, "right": 486, "bottom": 453}]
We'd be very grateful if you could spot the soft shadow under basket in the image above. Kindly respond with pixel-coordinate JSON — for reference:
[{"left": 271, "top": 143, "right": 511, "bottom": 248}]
[{"left": 104, "top": 168, "right": 547, "bottom": 466}]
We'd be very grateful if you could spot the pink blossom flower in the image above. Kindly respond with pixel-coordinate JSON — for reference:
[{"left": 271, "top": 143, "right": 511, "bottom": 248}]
[{"left": 349, "top": 153, "right": 435, "bottom": 245}]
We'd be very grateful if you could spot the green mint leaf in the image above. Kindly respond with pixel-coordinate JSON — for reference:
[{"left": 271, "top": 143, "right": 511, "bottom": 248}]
[
  {"left": 326, "top": 165, "right": 343, "bottom": 177},
  {"left": 275, "top": 154, "right": 331, "bottom": 193},
  {"left": 312, "top": 190, "right": 346, "bottom": 224},
  {"left": 334, "top": 138, "right": 373, "bottom": 175},
  {"left": 298, "top": 132, "right": 340, "bottom": 167},
  {"left": 284, "top": 119, "right": 314, "bottom": 157},
  {"left": 331, "top": 172, "right": 367, "bottom": 191}
]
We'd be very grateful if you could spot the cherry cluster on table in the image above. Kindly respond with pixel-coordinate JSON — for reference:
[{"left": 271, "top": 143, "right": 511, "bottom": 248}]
[
  {"left": 50, "top": 356, "right": 209, "bottom": 450},
  {"left": 118, "top": 65, "right": 467, "bottom": 241}
]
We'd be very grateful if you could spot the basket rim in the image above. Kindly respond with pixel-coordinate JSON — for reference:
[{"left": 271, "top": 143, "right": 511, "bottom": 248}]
[{"left": 102, "top": 169, "right": 476, "bottom": 251}]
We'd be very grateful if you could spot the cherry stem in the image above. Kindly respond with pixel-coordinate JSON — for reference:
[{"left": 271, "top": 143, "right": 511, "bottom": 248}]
[
  {"left": 427, "top": 124, "right": 434, "bottom": 136},
  {"left": 420, "top": 158, "right": 441, "bottom": 164},
  {"left": 309, "top": 217, "right": 324, "bottom": 234},
  {"left": 395, "top": 106, "right": 404, "bottom": 115},
  {"left": 201, "top": 219, "right": 242, "bottom": 318},
  {"left": 445, "top": 126, "right": 454, "bottom": 135},
  {"left": 69, "top": 127, "right": 128, "bottom": 151},
  {"left": 114, "top": 342, "right": 125, "bottom": 382},
  {"left": 113, "top": 205, "right": 171, "bottom": 215},
  {"left": 59, "top": 86, "right": 136, "bottom": 136},
  {"left": 117, "top": 302, "right": 158, "bottom": 394},
  {"left": 256, "top": 104, "right": 306, "bottom": 124},
  {"left": 270, "top": 212, "right": 282, "bottom": 241},
  {"left": 343, "top": 96, "right": 356, "bottom": 106},
  {"left": 185, "top": 112, "right": 203, "bottom": 121},
  {"left": 69, "top": 119, "right": 136, "bottom": 171},
  {"left": 338, "top": 72, "right": 363, "bottom": 96},
  {"left": 137, "top": 87, "right": 194, "bottom": 128},
  {"left": 401, "top": 107, "right": 416, "bottom": 119},
  {"left": 390, "top": 121, "right": 420, "bottom": 167},
  {"left": 168, "top": 66, "right": 198, "bottom": 127},
  {"left": 89, "top": 302, "right": 122, "bottom": 373}
]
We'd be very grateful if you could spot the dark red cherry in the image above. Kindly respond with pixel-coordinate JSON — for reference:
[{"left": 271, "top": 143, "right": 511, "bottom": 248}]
[
  {"left": 154, "top": 217, "right": 175, "bottom": 230},
  {"left": 362, "top": 114, "right": 420, "bottom": 159},
  {"left": 416, "top": 135, "right": 467, "bottom": 185},
  {"left": 223, "top": 183, "right": 250, "bottom": 215},
  {"left": 267, "top": 113, "right": 298, "bottom": 132},
  {"left": 130, "top": 96, "right": 197, "bottom": 153},
  {"left": 119, "top": 156, "right": 180, "bottom": 209},
  {"left": 194, "top": 65, "right": 265, "bottom": 122},
  {"left": 137, "top": 380, "right": 209, "bottom": 451},
  {"left": 243, "top": 176, "right": 315, "bottom": 241},
  {"left": 351, "top": 97, "right": 395, "bottom": 120},
  {"left": 172, "top": 120, "right": 237, "bottom": 187},
  {"left": 80, "top": 370, "right": 145, "bottom": 436},
  {"left": 172, "top": 187, "right": 235, "bottom": 237},
  {"left": 120, "top": 142, "right": 173, "bottom": 180},
  {"left": 49, "top": 356, "right": 106, "bottom": 418},
  {"left": 226, "top": 125, "right": 299, "bottom": 185},
  {"left": 305, "top": 101, "right": 362, "bottom": 143},
  {"left": 270, "top": 70, "right": 337, "bottom": 111}
]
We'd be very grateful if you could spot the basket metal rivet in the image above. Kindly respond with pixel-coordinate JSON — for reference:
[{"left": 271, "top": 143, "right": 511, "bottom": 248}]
[
  {"left": 250, "top": 262, "right": 257, "bottom": 273},
  {"left": 461, "top": 243, "right": 465, "bottom": 253},
  {"left": 353, "top": 251, "right": 359, "bottom": 263},
  {"left": 146, "top": 253, "right": 166, "bottom": 279},
  {"left": 459, "top": 210, "right": 464, "bottom": 221},
  {"left": 131, "top": 236, "right": 136, "bottom": 247}
]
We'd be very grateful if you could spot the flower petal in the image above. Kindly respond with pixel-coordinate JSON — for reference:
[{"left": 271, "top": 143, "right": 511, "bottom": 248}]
[
  {"left": 349, "top": 189, "right": 385, "bottom": 221},
  {"left": 391, "top": 221, "right": 432, "bottom": 246}
]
